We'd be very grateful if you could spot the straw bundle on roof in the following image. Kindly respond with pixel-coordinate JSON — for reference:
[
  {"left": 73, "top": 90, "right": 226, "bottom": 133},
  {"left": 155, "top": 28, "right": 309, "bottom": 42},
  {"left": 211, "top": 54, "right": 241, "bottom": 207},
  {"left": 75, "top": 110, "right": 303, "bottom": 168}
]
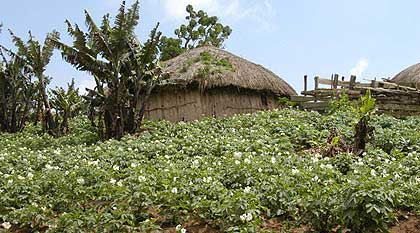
[
  {"left": 392, "top": 63, "right": 420, "bottom": 89},
  {"left": 160, "top": 46, "right": 297, "bottom": 96}
]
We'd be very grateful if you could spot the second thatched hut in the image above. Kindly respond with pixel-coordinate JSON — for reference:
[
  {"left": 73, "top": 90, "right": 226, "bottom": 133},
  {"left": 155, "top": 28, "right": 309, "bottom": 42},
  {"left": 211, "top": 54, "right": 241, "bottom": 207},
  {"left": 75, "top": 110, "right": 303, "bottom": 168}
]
[
  {"left": 144, "top": 46, "right": 296, "bottom": 122},
  {"left": 392, "top": 63, "right": 420, "bottom": 89}
]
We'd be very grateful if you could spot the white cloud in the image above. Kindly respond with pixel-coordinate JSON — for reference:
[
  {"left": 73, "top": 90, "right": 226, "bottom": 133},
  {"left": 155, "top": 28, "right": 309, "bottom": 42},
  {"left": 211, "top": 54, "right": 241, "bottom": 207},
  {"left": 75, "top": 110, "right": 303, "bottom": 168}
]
[
  {"left": 78, "top": 79, "right": 96, "bottom": 95},
  {"left": 350, "top": 58, "right": 369, "bottom": 77},
  {"left": 161, "top": 0, "right": 276, "bottom": 30}
]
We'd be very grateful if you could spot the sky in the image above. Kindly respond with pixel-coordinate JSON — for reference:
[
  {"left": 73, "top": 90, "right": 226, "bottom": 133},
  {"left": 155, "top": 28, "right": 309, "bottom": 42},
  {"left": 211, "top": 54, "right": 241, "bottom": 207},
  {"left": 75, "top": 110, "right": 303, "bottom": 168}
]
[{"left": 1, "top": 0, "right": 420, "bottom": 93}]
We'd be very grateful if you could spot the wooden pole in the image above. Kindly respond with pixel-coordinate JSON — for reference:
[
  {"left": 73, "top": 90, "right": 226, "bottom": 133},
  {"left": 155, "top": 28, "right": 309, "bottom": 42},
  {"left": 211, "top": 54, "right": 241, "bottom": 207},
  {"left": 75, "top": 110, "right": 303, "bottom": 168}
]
[
  {"left": 314, "top": 76, "right": 319, "bottom": 90},
  {"left": 350, "top": 75, "right": 356, "bottom": 90},
  {"left": 304, "top": 75, "right": 308, "bottom": 95},
  {"left": 330, "top": 74, "right": 334, "bottom": 89},
  {"left": 333, "top": 74, "right": 339, "bottom": 90}
]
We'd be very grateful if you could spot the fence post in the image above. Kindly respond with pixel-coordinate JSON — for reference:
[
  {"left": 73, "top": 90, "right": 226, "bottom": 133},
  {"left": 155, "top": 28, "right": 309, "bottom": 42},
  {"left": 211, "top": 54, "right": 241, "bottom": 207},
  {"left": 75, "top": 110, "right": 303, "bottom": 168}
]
[
  {"left": 350, "top": 75, "right": 356, "bottom": 90},
  {"left": 333, "top": 74, "right": 339, "bottom": 90},
  {"left": 314, "top": 76, "right": 319, "bottom": 90},
  {"left": 304, "top": 75, "right": 308, "bottom": 95},
  {"left": 330, "top": 74, "right": 334, "bottom": 89}
]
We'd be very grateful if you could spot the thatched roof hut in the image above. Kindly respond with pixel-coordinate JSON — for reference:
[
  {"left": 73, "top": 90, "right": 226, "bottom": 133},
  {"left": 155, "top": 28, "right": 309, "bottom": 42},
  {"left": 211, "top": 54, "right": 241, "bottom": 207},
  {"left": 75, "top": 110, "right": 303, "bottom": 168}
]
[
  {"left": 392, "top": 63, "right": 420, "bottom": 89},
  {"left": 144, "top": 46, "right": 296, "bottom": 122}
]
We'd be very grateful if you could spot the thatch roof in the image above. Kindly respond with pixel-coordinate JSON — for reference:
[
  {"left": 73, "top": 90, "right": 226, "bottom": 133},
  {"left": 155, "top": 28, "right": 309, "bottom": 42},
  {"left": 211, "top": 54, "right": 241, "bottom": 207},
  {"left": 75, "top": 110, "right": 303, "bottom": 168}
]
[
  {"left": 392, "top": 63, "right": 420, "bottom": 89},
  {"left": 160, "top": 46, "right": 297, "bottom": 96}
]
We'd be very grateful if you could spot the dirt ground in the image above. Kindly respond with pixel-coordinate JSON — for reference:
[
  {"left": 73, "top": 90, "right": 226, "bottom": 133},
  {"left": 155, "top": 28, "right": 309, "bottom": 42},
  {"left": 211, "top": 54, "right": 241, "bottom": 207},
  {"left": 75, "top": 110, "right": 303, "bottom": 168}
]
[{"left": 390, "top": 215, "right": 420, "bottom": 233}]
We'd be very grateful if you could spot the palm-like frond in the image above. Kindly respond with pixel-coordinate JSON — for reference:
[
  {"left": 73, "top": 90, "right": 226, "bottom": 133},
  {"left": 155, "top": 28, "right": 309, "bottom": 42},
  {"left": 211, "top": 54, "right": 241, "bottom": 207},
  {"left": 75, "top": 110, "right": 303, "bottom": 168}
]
[
  {"left": 85, "top": 10, "right": 113, "bottom": 59},
  {"left": 8, "top": 30, "right": 29, "bottom": 56},
  {"left": 42, "top": 31, "right": 60, "bottom": 66}
]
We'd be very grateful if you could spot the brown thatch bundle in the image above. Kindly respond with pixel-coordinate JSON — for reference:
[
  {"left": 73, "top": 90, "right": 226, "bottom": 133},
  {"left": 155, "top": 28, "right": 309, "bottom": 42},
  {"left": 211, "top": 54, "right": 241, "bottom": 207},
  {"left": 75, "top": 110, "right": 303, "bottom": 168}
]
[
  {"left": 160, "top": 46, "right": 297, "bottom": 96},
  {"left": 392, "top": 63, "right": 420, "bottom": 89}
]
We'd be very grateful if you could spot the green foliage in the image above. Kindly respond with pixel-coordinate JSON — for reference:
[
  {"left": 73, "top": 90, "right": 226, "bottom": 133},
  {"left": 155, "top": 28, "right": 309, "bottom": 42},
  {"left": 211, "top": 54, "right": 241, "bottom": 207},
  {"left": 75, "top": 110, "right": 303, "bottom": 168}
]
[
  {"left": 359, "top": 89, "right": 376, "bottom": 117},
  {"left": 198, "top": 51, "right": 234, "bottom": 70},
  {"left": 6, "top": 30, "right": 60, "bottom": 135},
  {"left": 328, "top": 90, "right": 355, "bottom": 114},
  {"left": 53, "top": 0, "right": 166, "bottom": 139},
  {"left": 278, "top": 97, "right": 298, "bottom": 107},
  {"left": 0, "top": 48, "right": 37, "bottom": 133},
  {"left": 159, "top": 5, "right": 232, "bottom": 61},
  {"left": 159, "top": 36, "right": 185, "bottom": 61},
  {"left": 50, "top": 79, "right": 82, "bottom": 135},
  {"left": 1, "top": 109, "right": 419, "bottom": 232},
  {"left": 353, "top": 90, "right": 377, "bottom": 155}
]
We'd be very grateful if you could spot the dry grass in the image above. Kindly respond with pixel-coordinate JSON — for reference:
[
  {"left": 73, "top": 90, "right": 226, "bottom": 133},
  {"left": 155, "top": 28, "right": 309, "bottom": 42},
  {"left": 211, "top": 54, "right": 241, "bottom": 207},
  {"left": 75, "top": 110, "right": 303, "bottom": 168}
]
[
  {"left": 392, "top": 63, "right": 420, "bottom": 89},
  {"left": 161, "top": 46, "right": 297, "bottom": 97}
]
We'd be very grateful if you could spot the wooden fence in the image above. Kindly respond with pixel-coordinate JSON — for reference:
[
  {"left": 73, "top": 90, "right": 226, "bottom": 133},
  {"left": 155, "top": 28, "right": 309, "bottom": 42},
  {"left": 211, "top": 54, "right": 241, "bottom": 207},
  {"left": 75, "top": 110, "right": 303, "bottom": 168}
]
[{"left": 292, "top": 74, "right": 420, "bottom": 116}]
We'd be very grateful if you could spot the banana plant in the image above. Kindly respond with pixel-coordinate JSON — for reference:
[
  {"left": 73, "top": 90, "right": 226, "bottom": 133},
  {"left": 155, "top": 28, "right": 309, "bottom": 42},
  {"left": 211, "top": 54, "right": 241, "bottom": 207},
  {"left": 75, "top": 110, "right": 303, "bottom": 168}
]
[
  {"left": 52, "top": 0, "right": 166, "bottom": 140},
  {"left": 8, "top": 30, "right": 60, "bottom": 136},
  {"left": 0, "top": 47, "right": 37, "bottom": 133},
  {"left": 50, "top": 79, "right": 82, "bottom": 135}
]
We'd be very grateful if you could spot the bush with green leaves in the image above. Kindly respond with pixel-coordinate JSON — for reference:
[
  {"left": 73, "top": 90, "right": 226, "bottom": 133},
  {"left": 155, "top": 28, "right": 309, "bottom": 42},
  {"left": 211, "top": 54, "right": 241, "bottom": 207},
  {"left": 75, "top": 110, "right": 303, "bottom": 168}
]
[{"left": 0, "top": 109, "right": 419, "bottom": 232}]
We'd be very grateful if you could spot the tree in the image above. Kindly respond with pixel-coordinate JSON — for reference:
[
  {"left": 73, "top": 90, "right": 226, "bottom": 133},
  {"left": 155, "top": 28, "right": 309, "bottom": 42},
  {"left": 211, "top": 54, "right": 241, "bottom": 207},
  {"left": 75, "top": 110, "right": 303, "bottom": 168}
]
[
  {"left": 50, "top": 79, "right": 82, "bottom": 135},
  {"left": 52, "top": 0, "right": 166, "bottom": 140},
  {"left": 8, "top": 30, "right": 60, "bottom": 136},
  {"left": 353, "top": 90, "right": 376, "bottom": 156},
  {"left": 159, "top": 4, "right": 232, "bottom": 61},
  {"left": 0, "top": 47, "right": 37, "bottom": 133}
]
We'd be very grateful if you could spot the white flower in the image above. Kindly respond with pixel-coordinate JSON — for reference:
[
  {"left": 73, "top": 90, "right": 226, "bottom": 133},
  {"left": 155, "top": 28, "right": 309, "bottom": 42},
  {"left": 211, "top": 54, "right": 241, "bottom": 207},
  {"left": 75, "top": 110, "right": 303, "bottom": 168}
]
[
  {"left": 18, "top": 175, "right": 25, "bottom": 180},
  {"left": 171, "top": 187, "right": 178, "bottom": 194},
  {"left": 323, "top": 164, "right": 333, "bottom": 169},
  {"left": 312, "top": 176, "right": 320, "bottom": 182},
  {"left": 258, "top": 168, "right": 263, "bottom": 173},
  {"left": 1, "top": 222, "right": 11, "bottom": 229},
  {"left": 244, "top": 186, "right": 251, "bottom": 193},
  {"left": 117, "top": 181, "right": 123, "bottom": 187},
  {"left": 77, "top": 178, "right": 85, "bottom": 185},
  {"left": 234, "top": 160, "right": 240, "bottom": 165},
  {"left": 88, "top": 160, "right": 99, "bottom": 166},
  {"left": 240, "top": 213, "right": 253, "bottom": 222},
  {"left": 176, "top": 225, "right": 187, "bottom": 233},
  {"left": 244, "top": 158, "right": 251, "bottom": 164},
  {"left": 292, "top": 168, "right": 300, "bottom": 175},
  {"left": 203, "top": 176, "right": 213, "bottom": 183},
  {"left": 370, "top": 169, "right": 377, "bottom": 177},
  {"left": 130, "top": 162, "right": 138, "bottom": 168},
  {"left": 234, "top": 152, "right": 242, "bottom": 158},
  {"left": 110, "top": 179, "right": 116, "bottom": 185},
  {"left": 271, "top": 157, "right": 276, "bottom": 164},
  {"left": 138, "top": 175, "right": 146, "bottom": 182},
  {"left": 192, "top": 160, "right": 200, "bottom": 167},
  {"left": 113, "top": 165, "right": 120, "bottom": 171}
]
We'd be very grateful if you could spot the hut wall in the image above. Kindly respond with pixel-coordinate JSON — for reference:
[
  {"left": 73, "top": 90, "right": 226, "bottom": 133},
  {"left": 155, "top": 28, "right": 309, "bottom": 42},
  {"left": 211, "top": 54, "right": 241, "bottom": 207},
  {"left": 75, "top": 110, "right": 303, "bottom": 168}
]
[{"left": 143, "top": 88, "right": 280, "bottom": 122}]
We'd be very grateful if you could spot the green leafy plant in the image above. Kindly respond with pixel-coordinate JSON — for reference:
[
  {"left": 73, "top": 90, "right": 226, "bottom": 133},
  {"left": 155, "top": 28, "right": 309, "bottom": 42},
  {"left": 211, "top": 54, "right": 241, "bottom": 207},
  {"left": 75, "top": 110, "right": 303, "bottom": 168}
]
[
  {"left": 52, "top": 1, "right": 167, "bottom": 140},
  {"left": 159, "top": 4, "right": 232, "bottom": 61},
  {"left": 353, "top": 90, "right": 376, "bottom": 156},
  {"left": 50, "top": 79, "right": 82, "bottom": 135}
]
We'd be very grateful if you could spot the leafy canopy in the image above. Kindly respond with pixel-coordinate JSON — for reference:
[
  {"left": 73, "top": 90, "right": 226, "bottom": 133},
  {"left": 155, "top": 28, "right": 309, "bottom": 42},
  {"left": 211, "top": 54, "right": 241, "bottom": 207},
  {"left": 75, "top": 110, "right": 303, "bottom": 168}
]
[
  {"left": 52, "top": 0, "right": 165, "bottom": 139},
  {"left": 159, "top": 4, "right": 232, "bottom": 61}
]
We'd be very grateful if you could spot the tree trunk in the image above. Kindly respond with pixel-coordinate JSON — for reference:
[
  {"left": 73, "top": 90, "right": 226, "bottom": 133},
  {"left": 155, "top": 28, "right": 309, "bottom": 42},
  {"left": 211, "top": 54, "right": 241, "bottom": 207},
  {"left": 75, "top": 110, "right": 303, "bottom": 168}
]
[
  {"left": 37, "top": 73, "right": 56, "bottom": 136},
  {"left": 353, "top": 116, "right": 369, "bottom": 156},
  {"left": 34, "top": 95, "right": 43, "bottom": 125},
  {"left": 61, "top": 110, "right": 69, "bottom": 135}
]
